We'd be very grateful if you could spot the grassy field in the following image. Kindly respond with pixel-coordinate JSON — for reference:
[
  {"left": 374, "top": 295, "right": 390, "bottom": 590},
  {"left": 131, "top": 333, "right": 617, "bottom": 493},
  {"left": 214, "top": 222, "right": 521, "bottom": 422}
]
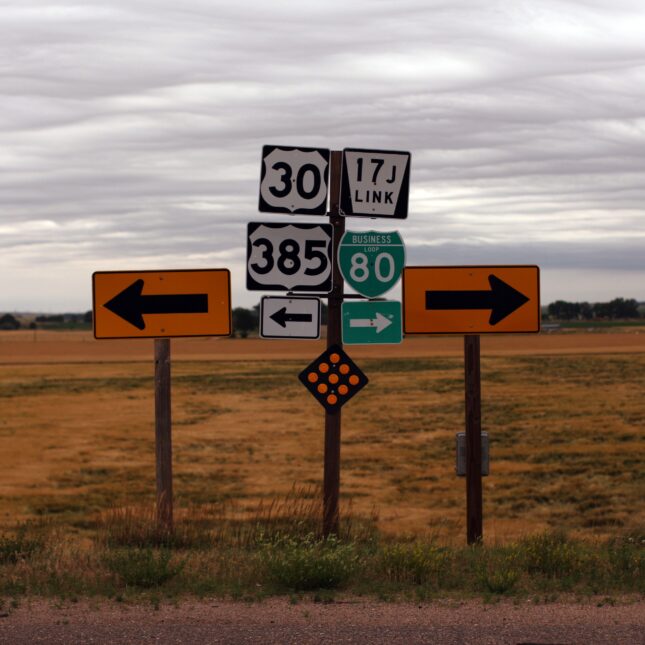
[
  {"left": 0, "top": 330, "right": 643, "bottom": 600},
  {"left": 1, "top": 514, "right": 642, "bottom": 600},
  {"left": 1, "top": 331, "right": 643, "bottom": 541}
]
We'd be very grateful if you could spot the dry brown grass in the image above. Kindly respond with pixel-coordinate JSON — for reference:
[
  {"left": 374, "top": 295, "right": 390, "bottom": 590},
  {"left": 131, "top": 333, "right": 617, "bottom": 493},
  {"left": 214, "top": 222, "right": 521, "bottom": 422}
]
[{"left": 1, "top": 331, "right": 644, "bottom": 542}]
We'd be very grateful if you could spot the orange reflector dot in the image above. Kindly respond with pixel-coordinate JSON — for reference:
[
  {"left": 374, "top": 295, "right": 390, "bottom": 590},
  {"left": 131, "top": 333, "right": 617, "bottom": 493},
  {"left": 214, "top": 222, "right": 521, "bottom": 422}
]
[
  {"left": 317, "top": 383, "right": 328, "bottom": 394},
  {"left": 329, "top": 352, "right": 340, "bottom": 363},
  {"left": 328, "top": 373, "right": 339, "bottom": 384},
  {"left": 319, "top": 363, "right": 329, "bottom": 373},
  {"left": 349, "top": 374, "right": 359, "bottom": 385},
  {"left": 307, "top": 372, "right": 318, "bottom": 383},
  {"left": 327, "top": 394, "right": 338, "bottom": 405},
  {"left": 339, "top": 364, "right": 350, "bottom": 374},
  {"left": 338, "top": 384, "right": 348, "bottom": 395}
]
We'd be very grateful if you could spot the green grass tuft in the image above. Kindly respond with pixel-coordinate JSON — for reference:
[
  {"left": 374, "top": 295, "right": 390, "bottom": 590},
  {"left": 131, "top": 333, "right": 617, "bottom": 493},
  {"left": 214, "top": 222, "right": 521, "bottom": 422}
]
[
  {"left": 375, "top": 542, "right": 449, "bottom": 585},
  {"left": 104, "top": 548, "right": 185, "bottom": 589},
  {"left": 0, "top": 523, "right": 45, "bottom": 564},
  {"left": 519, "top": 530, "right": 584, "bottom": 578},
  {"left": 259, "top": 534, "right": 359, "bottom": 591}
]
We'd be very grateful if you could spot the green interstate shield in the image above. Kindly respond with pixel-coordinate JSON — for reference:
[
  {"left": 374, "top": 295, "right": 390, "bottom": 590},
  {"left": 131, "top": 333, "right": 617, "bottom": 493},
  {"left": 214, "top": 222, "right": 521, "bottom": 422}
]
[
  {"left": 342, "top": 300, "right": 402, "bottom": 345},
  {"left": 338, "top": 230, "right": 405, "bottom": 298}
]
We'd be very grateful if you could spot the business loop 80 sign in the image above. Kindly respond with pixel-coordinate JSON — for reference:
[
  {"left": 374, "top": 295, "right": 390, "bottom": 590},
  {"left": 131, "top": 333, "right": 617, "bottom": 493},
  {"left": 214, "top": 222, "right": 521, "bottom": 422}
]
[{"left": 338, "top": 230, "right": 405, "bottom": 298}]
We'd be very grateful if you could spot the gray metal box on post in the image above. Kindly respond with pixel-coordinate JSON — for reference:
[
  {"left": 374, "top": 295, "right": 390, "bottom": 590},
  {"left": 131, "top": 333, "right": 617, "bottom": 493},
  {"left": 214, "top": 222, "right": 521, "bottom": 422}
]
[{"left": 456, "top": 432, "right": 489, "bottom": 476}]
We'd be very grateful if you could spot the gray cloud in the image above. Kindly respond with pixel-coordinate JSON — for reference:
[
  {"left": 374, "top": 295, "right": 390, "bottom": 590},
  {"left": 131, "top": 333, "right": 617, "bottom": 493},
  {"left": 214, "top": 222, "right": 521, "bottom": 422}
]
[{"left": 1, "top": 0, "right": 645, "bottom": 310}]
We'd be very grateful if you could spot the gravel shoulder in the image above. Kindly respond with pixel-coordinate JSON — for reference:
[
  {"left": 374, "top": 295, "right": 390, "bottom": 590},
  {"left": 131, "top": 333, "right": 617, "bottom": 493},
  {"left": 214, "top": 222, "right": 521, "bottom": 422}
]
[{"left": 1, "top": 597, "right": 644, "bottom": 644}]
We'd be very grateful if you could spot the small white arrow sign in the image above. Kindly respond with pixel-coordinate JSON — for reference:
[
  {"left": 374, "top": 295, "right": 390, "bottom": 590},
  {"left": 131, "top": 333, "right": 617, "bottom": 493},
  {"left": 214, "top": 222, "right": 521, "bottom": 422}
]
[{"left": 349, "top": 312, "right": 393, "bottom": 334}]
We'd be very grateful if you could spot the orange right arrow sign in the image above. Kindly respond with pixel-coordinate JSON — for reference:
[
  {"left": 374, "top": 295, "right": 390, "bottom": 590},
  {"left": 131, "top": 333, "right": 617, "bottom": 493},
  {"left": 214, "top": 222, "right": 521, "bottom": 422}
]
[{"left": 403, "top": 265, "right": 540, "bottom": 334}]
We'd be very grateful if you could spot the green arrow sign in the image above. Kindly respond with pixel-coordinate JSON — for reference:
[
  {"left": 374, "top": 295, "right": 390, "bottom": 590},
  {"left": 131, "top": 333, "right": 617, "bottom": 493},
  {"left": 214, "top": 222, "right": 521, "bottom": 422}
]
[
  {"left": 342, "top": 301, "right": 402, "bottom": 345},
  {"left": 338, "top": 230, "right": 405, "bottom": 298}
]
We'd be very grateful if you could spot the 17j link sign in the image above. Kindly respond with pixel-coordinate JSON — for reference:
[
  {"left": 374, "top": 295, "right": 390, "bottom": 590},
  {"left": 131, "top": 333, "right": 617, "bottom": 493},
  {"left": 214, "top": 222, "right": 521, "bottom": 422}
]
[{"left": 340, "top": 148, "right": 411, "bottom": 219}]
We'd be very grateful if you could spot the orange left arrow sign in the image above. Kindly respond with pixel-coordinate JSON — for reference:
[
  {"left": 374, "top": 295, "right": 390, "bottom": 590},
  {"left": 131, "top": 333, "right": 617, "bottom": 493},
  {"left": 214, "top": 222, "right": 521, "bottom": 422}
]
[{"left": 93, "top": 269, "right": 232, "bottom": 339}]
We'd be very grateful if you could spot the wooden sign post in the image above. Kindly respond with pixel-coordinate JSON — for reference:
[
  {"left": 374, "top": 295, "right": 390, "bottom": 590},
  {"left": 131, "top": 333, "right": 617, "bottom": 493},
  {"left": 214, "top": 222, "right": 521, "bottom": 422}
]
[
  {"left": 324, "top": 150, "right": 345, "bottom": 537},
  {"left": 154, "top": 338, "right": 173, "bottom": 531},
  {"left": 257, "top": 146, "right": 409, "bottom": 539},
  {"left": 93, "top": 269, "right": 232, "bottom": 532},
  {"left": 464, "top": 335, "right": 483, "bottom": 545},
  {"left": 403, "top": 266, "right": 541, "bottom": 544}
]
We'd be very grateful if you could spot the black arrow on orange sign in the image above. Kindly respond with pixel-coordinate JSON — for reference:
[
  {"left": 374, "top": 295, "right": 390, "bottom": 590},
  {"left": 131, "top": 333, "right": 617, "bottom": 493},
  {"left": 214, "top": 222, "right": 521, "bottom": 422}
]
[
  {"left": 103, "top": 279, "right": 208, "bottom": 330},
  {"left": 425, "top": 274, "right": 529, "bottom": 325}
]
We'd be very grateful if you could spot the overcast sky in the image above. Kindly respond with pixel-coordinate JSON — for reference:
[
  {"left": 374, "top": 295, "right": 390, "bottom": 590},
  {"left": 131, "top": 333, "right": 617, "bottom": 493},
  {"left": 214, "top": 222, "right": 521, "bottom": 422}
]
[{"left": 2, "top": 0, "right": 644, "bottom": 312}]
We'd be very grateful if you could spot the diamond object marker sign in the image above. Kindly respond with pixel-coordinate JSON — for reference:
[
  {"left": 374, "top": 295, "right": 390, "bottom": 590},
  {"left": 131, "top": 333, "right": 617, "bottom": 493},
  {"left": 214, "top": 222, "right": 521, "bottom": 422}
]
[{"left": 298, "top": 344, "right": 368, "bottom": 412}]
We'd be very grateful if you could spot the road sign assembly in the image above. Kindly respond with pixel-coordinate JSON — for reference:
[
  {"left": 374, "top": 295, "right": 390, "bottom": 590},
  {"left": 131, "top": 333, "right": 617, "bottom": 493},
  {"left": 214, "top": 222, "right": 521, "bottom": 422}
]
[
  {"left": 247, "top": 222, "right": 333, "bottom": 293},
  {"left": 298, "top": 344, "right": 368, "bottom": 412},
  {"left": 403, "top": 265, "right": 540, "bottom": 334},
  {"left": 340, "top": 148, "right": 411, "bottom": 219},
  {"left": 93, "top": 269, "right": 232, "bottom": 339},
  {"left": 337, "top": 230, "right": 405, "bottom": 298},
  {"left": 260, "top": 296, "right": 321, "bottom": 339},
  {"left": 342, "top": 300, "right": 402, "bottom": 345},
  {"left": 259, "top": 145, "right": 330, "bottom": 215}
]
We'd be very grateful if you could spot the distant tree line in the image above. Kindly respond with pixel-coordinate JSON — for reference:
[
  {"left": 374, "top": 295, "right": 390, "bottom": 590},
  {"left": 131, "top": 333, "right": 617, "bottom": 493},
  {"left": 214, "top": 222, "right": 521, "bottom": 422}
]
[
  {"left": 34, "top": 312, "right": 92, "bottom": 324},
  {"left": 231, "top": 306, "right": 259, "bottom": 338},
  {"left": 232, "top": 299, "right": 642, "bottom": 331},
  {"left": 0, "top": 311, "right": 93, "bottom": 330},
  {"left": 546, "top": 298, "right": 641, "bottom": 321},
  {"left": 0, "top": 313, "right": 21, "bottom": 330},
  {"left": 1, "top": 298, "right": 641, "bottom": 333}
]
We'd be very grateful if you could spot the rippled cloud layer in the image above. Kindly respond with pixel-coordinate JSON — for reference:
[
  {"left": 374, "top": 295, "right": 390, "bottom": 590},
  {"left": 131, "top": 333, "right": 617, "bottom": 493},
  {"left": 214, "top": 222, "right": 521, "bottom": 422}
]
[{"left": 2, "top": 1, "right": 644, "bottom": 310}]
